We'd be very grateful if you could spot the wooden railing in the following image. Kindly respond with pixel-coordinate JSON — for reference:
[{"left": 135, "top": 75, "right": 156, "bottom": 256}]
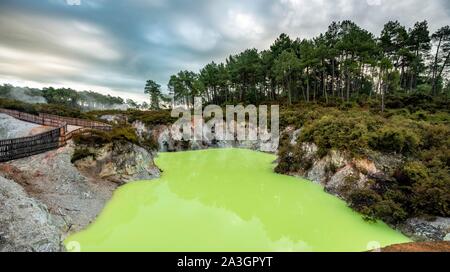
[
  {"left": 0, "top": 108, "right": 112, "bottom": 162},
  {"left": 0, "top": 108, "right": 67, "bottom": 127},
  {"left": 64, "top": 127, "right": 98, "bottom": 141},
  {"left": 0, "top": 128, "right": 63, "bottom": 162}
]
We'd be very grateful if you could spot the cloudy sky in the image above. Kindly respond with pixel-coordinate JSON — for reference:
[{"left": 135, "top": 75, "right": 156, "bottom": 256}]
[{"left": 0, "top": 0, "right": 449, "bottom": 102}]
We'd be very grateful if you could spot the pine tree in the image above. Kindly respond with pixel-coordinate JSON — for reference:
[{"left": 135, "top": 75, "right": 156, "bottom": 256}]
[
  {"left": 144, "top": 79, "right": 161, "bottom": 109},
  {"left": 431, "top": 26, "right": 450, "bottom": 95}
]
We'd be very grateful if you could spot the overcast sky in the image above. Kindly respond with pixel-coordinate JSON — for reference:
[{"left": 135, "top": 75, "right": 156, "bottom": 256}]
[{"left": 0, "top": 0, "right": 449, "bottom": 102}]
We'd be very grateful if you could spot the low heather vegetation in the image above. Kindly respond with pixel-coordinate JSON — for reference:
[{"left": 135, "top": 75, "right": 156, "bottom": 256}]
[{"left": 276, "top": 94, "right": 449, "bottom": 224}]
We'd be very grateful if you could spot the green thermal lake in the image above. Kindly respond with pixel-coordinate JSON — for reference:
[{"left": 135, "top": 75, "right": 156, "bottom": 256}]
[{"left": 65, "top": 148, "right": 410, "bottom": 252}]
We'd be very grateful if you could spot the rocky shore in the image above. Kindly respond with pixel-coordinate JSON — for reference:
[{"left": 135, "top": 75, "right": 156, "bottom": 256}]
[
  {"left": 0, "top": 134, "right": 160, "bottom": 251},
  {"left": 0, "top": 175, "right": 62, "bottom": 251},
  {"left": 1, "top": 114, "right": 449, "bottom": 251},
  {"left": 132, "top": 120, "right": 279, "bottom": 153},
  {"left": 277, "top": 126, "right": 450, "bottom": 243},
  {"left": 130, "top": 118, "right": 450, "bottom": 243}
]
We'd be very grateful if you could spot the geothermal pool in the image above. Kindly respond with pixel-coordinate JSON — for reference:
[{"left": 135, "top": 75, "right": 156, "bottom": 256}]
[{"left": 65, "top": 148, "right": 410, "bottom": 252}]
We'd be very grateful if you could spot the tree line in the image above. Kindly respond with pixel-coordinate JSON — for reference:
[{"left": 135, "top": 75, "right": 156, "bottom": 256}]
[
  {"left": 0, "top": 84, "right": 148, "bottom": 110},
  {"left": 146, "top": 20, "right": 450, "bottom": 110}
]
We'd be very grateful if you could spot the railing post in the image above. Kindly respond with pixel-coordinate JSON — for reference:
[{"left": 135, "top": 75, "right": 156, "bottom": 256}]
[{"left": 59, "top": 125, "right": 66, "bottom": 147}]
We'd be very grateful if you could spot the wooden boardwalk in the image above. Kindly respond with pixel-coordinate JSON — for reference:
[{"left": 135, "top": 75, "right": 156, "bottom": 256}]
[{"left": 0, "top": 108, "right": 112, "bottom": 163}]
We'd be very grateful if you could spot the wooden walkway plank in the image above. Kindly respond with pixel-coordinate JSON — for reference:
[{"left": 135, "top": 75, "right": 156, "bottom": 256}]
[{"left": 0, "top": 108, "right": 112, "bottom": 163}]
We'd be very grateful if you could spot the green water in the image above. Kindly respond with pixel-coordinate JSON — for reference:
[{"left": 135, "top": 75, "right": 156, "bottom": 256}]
[{"left": 65, "top": 148, "right": 410, "bottom": 252}]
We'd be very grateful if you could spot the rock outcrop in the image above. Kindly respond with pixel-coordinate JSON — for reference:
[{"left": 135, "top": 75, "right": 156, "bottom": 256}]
[
  {"left": 99, "top": 114, "right": 128, "bottom": 125},
  {"left": 0, "top": 140, "right": 160, "bottom": 238},
  {"left": 0, "top": 113, "right": 164, "bottom": 251},
  {"left": 399, "top": 217, "right": 450, "bottom": 241},
  {"left": 280, "top": 127, "right": 450, "bottom": 242},
  {"left": 132, "top": 121, "right": 279, "bottom": 153},
  {"left": 0, "top": 176, "right": 62, "bottom": 252},
  {"left": 282, "top": 127, "right": 400, "bottom": 197},
  {"left": 74, "top": 142, "right": 160, "bottom": 184},
  {"left": 0, "top": 143, "right": 117, "bottom": 233}
]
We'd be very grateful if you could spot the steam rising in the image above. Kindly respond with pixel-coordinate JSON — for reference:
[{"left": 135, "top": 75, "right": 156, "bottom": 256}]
[{"left": 0, "top": 84, "right": 137, "bottom": 110}]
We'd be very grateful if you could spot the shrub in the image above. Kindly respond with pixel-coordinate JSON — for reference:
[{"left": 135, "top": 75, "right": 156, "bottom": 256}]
[
  {"left": 419, "top": 123, "right": 449, "bottom": 150},
  {"left": 339, "top": 101, "right": 356, "bottom": 111},
  {"left": 274, "top": 132, "right": 314, "bottom": 174},
  {"left": 110, "top": 126, "right": 140, "bottom": 145},
  {"left": 279, "top": 109, "right": 304, "bottom": 128},
  {"left": 0, "top": 98, "right": 38, "bottom": 114},
  {"left": 72, "top": 125, "right": 152, "bottom": 150},
  {"left": 71, "top": 148, "right": 96, "bottom": 163},
  {"left": 274, "top": 102, "right": 449, "bottom": 223},
  {"left": 73, "top": 130, "right": 112, "bottom": 147},
  {"left": 349, "top": 188, "right": 408, "bottom": 224},
  {"left": 413, "top": 110, "right": 428, "bottom": 121},
  {"left": 127, "top": 109, "right": 176, "bottom": 127},
  {"left": 300, "top": 114, "right": 370, "bottom": 154},
  {"left": 416, "top": 84, "right": 432, "bottom": 94},
  {"left": 141, "top": 135, "right": 159, "bottom": 150},
  {"left": 369, "top": 126, "right": 420, "bottom": 154},
  {"left": 385, "top": 96, "right": 404, "bottom": 109},
  {"left": 401, "top": 161, "right": 429, "bottom": 182},
  {"left": 412, "top": 178, "right": 450, "bottom": 217},
  {"left": 372, "top": 200, "right": 408, "bottom": 224},
  {"left": 274, "top": 134, "right": 296, "bottom": 174},
  {"left": 349, "top": 188, "right": 382, "bottom": 211},
  {"left": 36, "top": 103, "right": 85, "bottom": 118}
]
